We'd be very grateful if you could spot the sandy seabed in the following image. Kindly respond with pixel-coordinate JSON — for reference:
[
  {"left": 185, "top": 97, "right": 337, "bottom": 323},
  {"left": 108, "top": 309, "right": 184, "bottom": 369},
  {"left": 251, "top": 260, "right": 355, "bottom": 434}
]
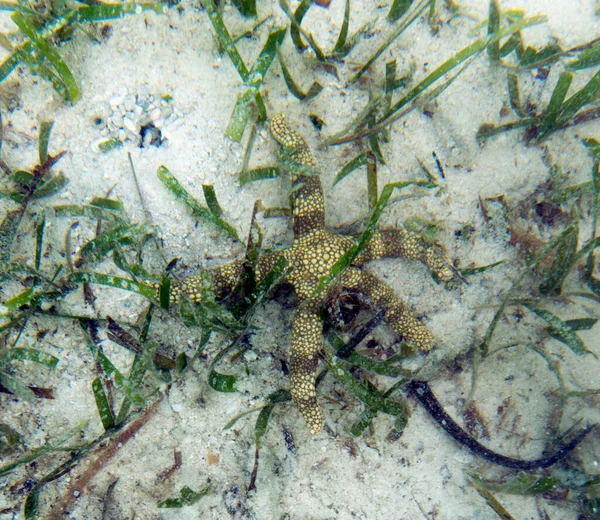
[{"left": 1, "top": 1, "right": 600, "bottom": 519}]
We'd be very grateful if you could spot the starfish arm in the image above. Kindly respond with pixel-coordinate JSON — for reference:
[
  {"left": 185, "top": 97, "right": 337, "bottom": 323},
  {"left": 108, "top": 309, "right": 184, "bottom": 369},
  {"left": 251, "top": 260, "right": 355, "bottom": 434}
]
[
  {"left": 290, "top": 299, "right": 325, "bottom": 434},
  {"left": 254, "top": 250, "right": 287, "bottom": 279},
  {"left": 164, "top": 269, "right": 219, "bottom": 305},
  {"left": 211, "top": 259, "right": 245, "bottom": 300},
  {"left": 270, "top": 114, "right": 326, "bottom": 238},
  {"left": 166, "top": 251, "right": 284, "bottom": 303},
  {"left": 361, "top": 229, "right": 453, "bottom": 282},
  {"left": 341, "top": 268, "right": 435, "bottom": 351}
]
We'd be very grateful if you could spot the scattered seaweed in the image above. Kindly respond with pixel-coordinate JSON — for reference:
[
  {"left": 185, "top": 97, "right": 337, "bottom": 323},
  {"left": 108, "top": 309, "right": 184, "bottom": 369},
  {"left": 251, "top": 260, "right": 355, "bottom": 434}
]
[
  {"left": 157, "top": 483, "right": 211, "bottom": 508},
  {"left": 0, "top": 1, "right": 169, "bottom": 102},
  {"left": 477, "top": 2, "right": 600, "bottom": 142},
  {"left": 2, "top": 0, "right": 600, "bottom": 517},
  {"left": 157, "top": 164, "right": 240, "bottom": 242}
]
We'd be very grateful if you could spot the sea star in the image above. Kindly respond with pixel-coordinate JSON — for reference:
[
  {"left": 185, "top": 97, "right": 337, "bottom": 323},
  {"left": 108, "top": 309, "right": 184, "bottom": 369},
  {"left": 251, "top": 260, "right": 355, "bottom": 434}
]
[{"left": 169, "top": 114, "right": 453, "bottom": 434}]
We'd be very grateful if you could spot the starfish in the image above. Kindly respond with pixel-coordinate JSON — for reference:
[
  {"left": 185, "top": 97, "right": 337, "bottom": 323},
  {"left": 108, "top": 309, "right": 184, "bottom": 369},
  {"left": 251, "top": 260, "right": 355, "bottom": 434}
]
[{"left": 169, "top": 114, "right": 453, "bottom": 434}]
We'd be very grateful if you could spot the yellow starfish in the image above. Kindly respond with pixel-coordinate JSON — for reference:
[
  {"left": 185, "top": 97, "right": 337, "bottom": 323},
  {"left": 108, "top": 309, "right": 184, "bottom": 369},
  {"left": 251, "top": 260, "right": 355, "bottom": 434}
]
[{"left": 169, "top": 114, "right": 453, "bottom": 434}]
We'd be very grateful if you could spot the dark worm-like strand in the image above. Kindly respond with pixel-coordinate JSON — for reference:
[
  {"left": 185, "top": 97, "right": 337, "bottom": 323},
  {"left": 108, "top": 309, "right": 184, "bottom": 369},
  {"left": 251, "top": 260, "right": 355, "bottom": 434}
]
[{"left": 406, "top": 380, "right": 594, "bottom": 470}]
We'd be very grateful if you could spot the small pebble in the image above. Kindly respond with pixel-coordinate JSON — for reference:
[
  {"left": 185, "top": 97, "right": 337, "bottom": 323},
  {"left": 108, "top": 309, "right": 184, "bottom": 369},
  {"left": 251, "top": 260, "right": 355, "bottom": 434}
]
[
  {"left": 107, "top": 119, "right": 119, "bottom": 133},
  {"left": 109, "top": 95, "right": 125, "bottom": 107},
  {"left": 123, "top": 95, "right": 136, "bottom": 111},
  {"left": 164, "top": 113, "right": 179, "bottom": 126},
  {"left": 243, "top": 350, "right": 257, "bottom": 362},
  {"left": 123, "top": 117, "right": 137, "bottom": 134},
  {"left": 125, "top": 130, "right": 139, "bottom": 143},
  {"left": 93, "top": 88, "right": 180, "bottom": 148},
  {"left": 138, "top": 114, "right": 151, "bottom": 127},
  {"left": 91, "top": 136, "right": 109, "bottom": 153},
  {"left": 150, "top": 108, "right": 161, "bottom": 121}
]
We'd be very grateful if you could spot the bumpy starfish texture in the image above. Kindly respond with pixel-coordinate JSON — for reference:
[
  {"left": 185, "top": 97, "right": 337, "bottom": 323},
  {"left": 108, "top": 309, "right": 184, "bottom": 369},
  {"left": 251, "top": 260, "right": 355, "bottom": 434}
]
[{"left": 169, "top": 114, "right": 453, "bottom": 434}]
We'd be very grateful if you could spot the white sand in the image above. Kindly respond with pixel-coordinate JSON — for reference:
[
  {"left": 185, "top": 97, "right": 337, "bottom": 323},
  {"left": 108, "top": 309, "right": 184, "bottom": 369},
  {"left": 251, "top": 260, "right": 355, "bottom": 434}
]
[{"left": 1, "top": 0, "right": 600, "bottom": 518}]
